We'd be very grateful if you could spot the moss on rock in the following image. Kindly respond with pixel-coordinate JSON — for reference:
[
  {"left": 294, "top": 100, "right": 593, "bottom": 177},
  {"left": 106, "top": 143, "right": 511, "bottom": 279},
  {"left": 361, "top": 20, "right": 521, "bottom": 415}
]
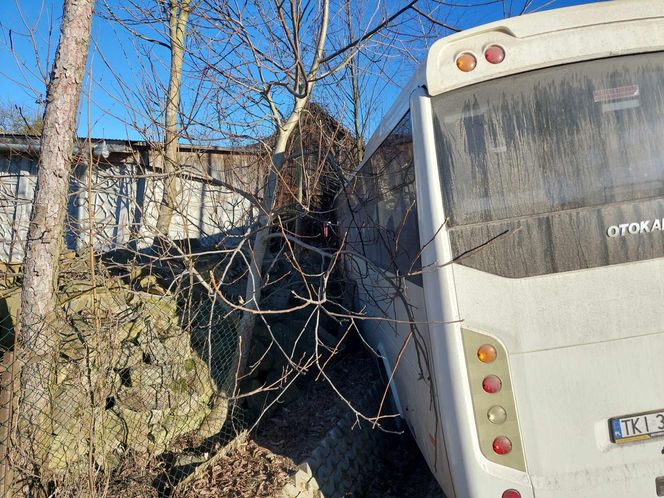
[{"left": 0, "top": 266, "right": 237, "bottom": 477}]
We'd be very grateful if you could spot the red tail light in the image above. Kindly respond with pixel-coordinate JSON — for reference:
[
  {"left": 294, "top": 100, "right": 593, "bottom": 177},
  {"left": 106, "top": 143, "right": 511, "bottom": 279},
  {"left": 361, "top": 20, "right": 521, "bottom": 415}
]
[
  {"left": 502, "top": 490, "right": 521, "bottom": 498},
  {"left": 493, "top": 436, "right": 512, "bottom": 455},
  {"left": 484, "top": 45, "right": 505, "bottom": 64},
  {"left": 482, "top": 374, "right": 502, "bottom": 393}
]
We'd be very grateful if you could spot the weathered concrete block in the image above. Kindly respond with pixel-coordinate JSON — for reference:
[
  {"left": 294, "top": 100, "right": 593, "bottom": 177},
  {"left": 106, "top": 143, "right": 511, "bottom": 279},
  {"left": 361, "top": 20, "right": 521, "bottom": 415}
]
[
  {"left": 306, "top": 475, "right": 321, "bottom": 493},
  {"left": 305, "top": 454, "right": 322, "bottom": 473},
  {"left": 295, "top": 468, "right": 313, "bottom": 490},
  {"left": 281, "top": 482, "right": 300, "bottom": 497},
  {"left": 298, "top": 462, "right": 314, "bottom": 476},
  {"left": 329, "top": 427, "right": 343, "bottom": 441},
  {"left": 339, "top": 453, "right": 352, "bottom": 472},
  {"left": 318, "top": 479, "right": 336, "bottom": 498},
  {"left": 317, "top": 440, "right": 332, "bottom": 458}
]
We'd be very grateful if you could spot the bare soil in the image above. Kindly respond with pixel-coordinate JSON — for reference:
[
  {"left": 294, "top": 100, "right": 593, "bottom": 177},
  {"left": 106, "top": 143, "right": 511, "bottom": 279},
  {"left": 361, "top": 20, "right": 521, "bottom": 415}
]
[
  {"left": 175, "top": 346, "right": 446, "bottom": 497},
  {"left": 177, "top": 440, "right": 295, "bottom": 498},
  {"left": 254, "top": 347, "right": 382, "bottom": 463}
]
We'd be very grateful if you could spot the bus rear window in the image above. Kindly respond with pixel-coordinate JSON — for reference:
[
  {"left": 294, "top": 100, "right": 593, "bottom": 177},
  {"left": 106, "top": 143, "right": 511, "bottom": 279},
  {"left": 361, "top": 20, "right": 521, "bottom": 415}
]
[{"left": 432, "top": 52, "right": 664, "bottom": 226}]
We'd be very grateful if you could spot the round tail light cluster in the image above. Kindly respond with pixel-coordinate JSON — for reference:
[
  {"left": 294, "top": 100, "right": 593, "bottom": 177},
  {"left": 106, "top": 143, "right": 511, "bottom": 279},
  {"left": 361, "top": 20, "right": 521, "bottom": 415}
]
[
  {"left": 502, "top": 490, "right": 521, "bottom": 498},
  {"left": 475, "top": 338, "right": 521, "bottom": 462},
  {"left": 455, "top": 45, "right": 506, "bottom": 72}
]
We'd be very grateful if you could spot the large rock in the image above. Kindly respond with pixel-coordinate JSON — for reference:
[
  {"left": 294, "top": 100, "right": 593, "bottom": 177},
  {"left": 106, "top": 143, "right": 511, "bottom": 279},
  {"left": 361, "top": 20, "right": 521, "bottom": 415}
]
[{"left": 0, "top": 268, "right": 237, "bottom": 477}]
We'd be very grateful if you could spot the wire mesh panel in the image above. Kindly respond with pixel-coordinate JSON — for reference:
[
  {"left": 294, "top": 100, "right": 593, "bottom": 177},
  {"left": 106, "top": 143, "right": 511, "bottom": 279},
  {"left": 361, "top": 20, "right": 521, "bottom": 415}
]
[
  {"left": 0, "top": 143, "right": 260, "bottom": 496},
  {"left": 0, "top": 114, "right": 367, "bottom": 496},
  {"left": 0, "top": 251, "right": 244, "bottom": 497}
]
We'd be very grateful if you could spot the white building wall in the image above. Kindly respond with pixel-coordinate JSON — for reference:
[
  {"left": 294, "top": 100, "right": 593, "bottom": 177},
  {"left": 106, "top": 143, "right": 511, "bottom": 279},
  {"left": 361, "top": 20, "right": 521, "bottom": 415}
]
[{"left": 0, "top": 148, "right": 258, "bottom": 262}]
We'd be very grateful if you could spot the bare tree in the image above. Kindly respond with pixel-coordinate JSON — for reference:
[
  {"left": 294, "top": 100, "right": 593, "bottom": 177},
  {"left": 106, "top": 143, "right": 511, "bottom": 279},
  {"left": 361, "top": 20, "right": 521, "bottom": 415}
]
[
  {"left": 16, "top": 0, "right": 95, "bottom": 484},
  {"left": 195, "top": 0, "right": 421, "bottom": 375},
  {"left": 154, "top": 0, "right": 193, "bottom": 244}
]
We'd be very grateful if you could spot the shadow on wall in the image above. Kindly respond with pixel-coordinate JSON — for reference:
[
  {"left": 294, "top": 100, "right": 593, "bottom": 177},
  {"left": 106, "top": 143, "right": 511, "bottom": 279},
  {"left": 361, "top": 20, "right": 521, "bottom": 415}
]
[{"left": 0, "top": 138, "right": 260, "bottom": 263}]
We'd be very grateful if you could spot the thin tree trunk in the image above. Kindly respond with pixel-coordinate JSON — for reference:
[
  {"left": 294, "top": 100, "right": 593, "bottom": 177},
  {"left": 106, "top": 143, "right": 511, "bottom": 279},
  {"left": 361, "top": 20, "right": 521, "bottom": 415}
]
[
  {"left": 346, "top": 0, "right": 364, "bottom": 164},
  {"left": 235, "top": 0, "right": 330, "bottom": 377},
  {"left": 349, "top": 56, "right": 364, "bottom": 164},
  {"left": 16, "top": 0, "right": 94, "bottom": 481},
  {"left": 154, "top": 0, "right": 190, "bottom": 246},
  {"left": 294, "top": 123, "right": 304, "bottom": 237},
  {"left": 237, "top": 102, "right": 306, "bottom": 374}
]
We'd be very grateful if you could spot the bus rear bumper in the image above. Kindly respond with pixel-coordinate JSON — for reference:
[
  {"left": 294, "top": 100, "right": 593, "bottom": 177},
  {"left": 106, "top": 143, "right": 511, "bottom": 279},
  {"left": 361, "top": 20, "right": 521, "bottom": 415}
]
[{"left": 530, "top": 461, "right": 663, "bottom": 497}]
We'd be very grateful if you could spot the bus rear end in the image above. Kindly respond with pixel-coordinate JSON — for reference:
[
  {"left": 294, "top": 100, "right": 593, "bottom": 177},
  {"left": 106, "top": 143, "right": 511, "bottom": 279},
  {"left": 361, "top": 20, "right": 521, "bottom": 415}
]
[{"left": 413, "top": 4, "right": 664, "bottom": 496}]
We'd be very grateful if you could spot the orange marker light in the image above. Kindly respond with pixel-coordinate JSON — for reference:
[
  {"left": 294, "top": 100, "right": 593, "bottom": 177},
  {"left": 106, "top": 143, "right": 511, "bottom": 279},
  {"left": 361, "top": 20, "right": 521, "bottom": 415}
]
[
  {"left": 456, "top": 52, "right": 477, "bottom": 72},
  {"left": 477, "top": 344, "right": 497, "bottom": 363}
]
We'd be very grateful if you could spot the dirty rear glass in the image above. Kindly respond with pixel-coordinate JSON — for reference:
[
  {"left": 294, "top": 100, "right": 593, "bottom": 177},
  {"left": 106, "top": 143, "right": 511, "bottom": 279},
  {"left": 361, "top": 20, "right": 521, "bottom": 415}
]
[{"left": 432, "top": 52, "right": 664, "bottom": 226}]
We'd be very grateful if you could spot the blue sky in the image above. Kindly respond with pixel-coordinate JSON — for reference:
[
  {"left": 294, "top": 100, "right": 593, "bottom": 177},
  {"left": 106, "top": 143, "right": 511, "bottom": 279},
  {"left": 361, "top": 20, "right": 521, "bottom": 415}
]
[{"left": 0, "top": 0, "right": 601, "bottom": 142}]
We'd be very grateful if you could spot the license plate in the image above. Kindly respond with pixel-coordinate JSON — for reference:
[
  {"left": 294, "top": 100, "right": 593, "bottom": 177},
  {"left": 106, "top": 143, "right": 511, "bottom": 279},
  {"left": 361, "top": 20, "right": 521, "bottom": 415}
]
[{"left": 610, "top": 409, "right": 664, "bottom": 444}]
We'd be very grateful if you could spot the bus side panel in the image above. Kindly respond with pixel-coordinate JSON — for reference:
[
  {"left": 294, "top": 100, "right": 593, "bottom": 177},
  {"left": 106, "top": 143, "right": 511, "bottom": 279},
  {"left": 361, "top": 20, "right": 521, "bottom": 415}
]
[
  {"left": 411, "top": 89, "right": 534, "bottom": 498},
  {"left": 352, "top": 253, "right": 449, "bottom": 486},
  {"left": 337, "top": 116, "right": 455, "bottom": 494}
]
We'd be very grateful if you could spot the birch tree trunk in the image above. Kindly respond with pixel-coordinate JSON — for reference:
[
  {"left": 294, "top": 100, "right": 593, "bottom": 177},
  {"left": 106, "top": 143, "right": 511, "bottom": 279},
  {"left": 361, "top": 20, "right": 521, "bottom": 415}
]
[
  {"left": 154, "top": 0, "right": 190, "bottom": 247},
  {"left": 237, "top": 97, "right": 317, "bottom": 374},
  {"left": 16, "top": 0, "right": 94, "bottom": 477},
  {"left": 234, "top": 0, "right": 331, "bottom": 376}
]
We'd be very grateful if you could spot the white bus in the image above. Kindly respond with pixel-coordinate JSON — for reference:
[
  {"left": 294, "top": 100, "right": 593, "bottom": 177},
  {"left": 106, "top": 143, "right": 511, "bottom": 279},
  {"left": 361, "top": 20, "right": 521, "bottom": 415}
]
[{"left": 337, "top": 1, "right": 664, "bottom": 497}]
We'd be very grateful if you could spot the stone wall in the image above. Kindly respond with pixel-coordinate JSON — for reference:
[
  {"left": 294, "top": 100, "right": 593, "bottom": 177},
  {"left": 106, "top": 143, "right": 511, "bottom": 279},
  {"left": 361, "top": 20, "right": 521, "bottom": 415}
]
[{"left": 0, "top": 256, "right": 238, "bottom": 479}]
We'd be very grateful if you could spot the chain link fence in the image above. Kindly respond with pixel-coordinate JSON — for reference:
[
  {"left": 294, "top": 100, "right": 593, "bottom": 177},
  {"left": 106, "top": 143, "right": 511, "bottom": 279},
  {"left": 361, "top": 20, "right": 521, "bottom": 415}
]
[
  {"left": 0, "top": 140, "right": 254, "bottom": 497},
  {"left": 0, "top": 123, "right": 360, "bottom": 496},
  {"left": 0, "top": 251, "right": 245, "bottom": 497}
]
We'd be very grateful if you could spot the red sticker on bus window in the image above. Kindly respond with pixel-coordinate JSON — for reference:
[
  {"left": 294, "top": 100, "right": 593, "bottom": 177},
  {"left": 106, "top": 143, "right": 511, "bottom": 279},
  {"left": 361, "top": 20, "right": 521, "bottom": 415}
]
[{"left": 593, "top": 85, "right": 640, "bottom": 102}]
